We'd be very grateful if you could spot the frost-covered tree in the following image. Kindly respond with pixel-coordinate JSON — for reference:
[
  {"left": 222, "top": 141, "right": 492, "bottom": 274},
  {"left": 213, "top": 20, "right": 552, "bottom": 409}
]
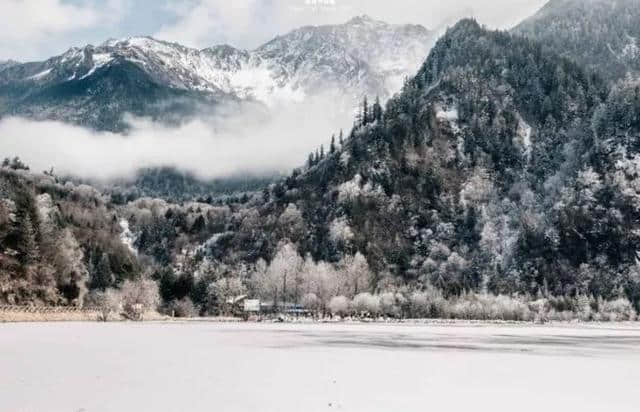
[
  {"left": 208, "top": 277, "right": 247, "bottom": 315},
  {"left": 328, "top": 296, "right": 349, "bottom": 317},
  {"left": 254, "top": 242, "right": 303, "bottom": 308},
  {"left": 120, "top": 279, "right": 160, "bottom": 320},
  {"left": 339, "top": 252, "right": 371, "bottom": 297}
]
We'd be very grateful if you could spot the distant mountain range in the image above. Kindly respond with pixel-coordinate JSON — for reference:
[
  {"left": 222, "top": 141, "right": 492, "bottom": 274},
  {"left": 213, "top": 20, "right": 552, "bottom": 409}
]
[{"left": 0, "top": 16, "right": 434, "bottom": 132}]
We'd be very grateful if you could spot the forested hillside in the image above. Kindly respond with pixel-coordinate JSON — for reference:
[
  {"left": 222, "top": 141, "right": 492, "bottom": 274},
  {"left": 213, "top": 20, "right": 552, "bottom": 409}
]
[
  {"left": 2, "top": 18, "right": 640, "bottom": 320},
  {"left": 514, "top": 0, "right": 640, "bottom": 83}
]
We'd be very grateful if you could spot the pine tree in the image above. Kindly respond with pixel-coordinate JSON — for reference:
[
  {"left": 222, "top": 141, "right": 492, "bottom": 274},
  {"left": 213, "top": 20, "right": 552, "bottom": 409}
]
[
  {"left": 362, "top": 96, "right": 369, "bottom": 126},
  {"left": 91, "top": 252, "right": 114, "bottom": 290},
  {"left": 320, "top": 144, "right": 325, "bottom": 159},
  {"left": 373, "top": 96, "right": 382, "bottom": 121},
  {"left": 17, "top": 214, "right": 39, "bottom": 265},
  {"left": 339, "top": 129, "right": 344, "bottom": 146},
  {"left": 191, "top": 215, "right": 205, "bottom": 233},
  {"left": 330, "top": 134, "right": 336, "bottom": 154}
]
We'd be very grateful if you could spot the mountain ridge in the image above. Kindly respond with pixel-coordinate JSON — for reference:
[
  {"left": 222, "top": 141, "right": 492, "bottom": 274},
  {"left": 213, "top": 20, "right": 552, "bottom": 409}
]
[{"left": 0, "top": 17, "right": 434, "bottom": 132}]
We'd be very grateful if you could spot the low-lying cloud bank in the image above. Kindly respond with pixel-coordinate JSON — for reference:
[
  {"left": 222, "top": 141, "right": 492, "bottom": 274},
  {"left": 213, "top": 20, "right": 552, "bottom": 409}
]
[{"left": 0, "top": 94, "right": 354, "bottom": 181}]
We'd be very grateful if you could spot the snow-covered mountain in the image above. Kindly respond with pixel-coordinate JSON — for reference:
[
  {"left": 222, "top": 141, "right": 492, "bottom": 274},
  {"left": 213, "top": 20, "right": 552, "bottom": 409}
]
[
  {"left": 0, "top": 60, "right": 18, "bottom": 71},
  {"left": 0, "top": 16, "right": 433, "bottom": 131}
]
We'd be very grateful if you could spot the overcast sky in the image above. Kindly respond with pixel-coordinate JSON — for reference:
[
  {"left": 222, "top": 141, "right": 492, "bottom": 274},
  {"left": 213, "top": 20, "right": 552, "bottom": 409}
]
[{"left": 1, "top": 0, "right": 547, "bottom": 62}]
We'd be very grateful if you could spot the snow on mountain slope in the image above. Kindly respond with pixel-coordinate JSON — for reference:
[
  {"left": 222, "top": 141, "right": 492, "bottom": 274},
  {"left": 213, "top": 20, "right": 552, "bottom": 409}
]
[
  {"left": 0, "top": 16, "right": 433, "bottom": 110},
  {"left": 0, "top": 60, "right": 19, "bottom": 72}
]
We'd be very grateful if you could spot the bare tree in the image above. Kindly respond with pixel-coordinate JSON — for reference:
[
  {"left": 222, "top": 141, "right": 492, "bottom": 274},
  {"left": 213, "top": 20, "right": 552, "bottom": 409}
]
[
  {"left": 120, "top": 279, "right": 160, "bottom": 320},
  {"left": 301, "top": 293, "right": 320, "bottom": 317},
  {"left": 260, "top": 242, "right": 303, "bottom": 309},
  {"left": 88, "top": 289, "right": 122, "bottom": 321},
  {"left": 301, "top": 257, "right": 341, "bottom": 315},
  {"left": 340, "top": 252, "right": 371, "bottom": 297}
]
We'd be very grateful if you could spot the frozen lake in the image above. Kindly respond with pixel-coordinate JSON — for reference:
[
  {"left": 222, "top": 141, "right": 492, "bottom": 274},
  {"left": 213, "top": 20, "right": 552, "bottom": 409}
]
[{"left": 2, "top": 322, "right": 640, "bottom": 412}]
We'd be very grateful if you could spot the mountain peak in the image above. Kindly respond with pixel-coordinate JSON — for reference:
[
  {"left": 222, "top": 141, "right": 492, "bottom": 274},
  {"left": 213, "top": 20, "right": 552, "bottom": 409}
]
[
  {"left": 100, "top": 36, "right": 177, "bottom": 49},
  {"left": 0, "top": 16, "right": 435, "bottom": 131},
  {"left": 346, "top": 15, "right": 381, "bottom": 26},
  {"left": 0, "top": 59, "right": 19, "bottom": 68},
  {"left": 450, "top": 18, "right": 482, "bottom": 33}
]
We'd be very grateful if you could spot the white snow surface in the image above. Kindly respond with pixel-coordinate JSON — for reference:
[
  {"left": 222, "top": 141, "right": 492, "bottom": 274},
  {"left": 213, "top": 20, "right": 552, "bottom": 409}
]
[
  {"left": 519, "top": 117, "right": 533, "bottom": 161},
  {"left": 622, "top": 35, "right": 640, "bottom": 60},
  {"left": 436, "top": 106, "right": 459, "bottom": 122},
  {"left": 1, "top": 322, "right": 639, "bottom": 412},
  {"left": 118, "top": 219, "right": 137, "bottom": 255},
  {"left": 26, "top": 68, "right": 52, "bottom": 80}
]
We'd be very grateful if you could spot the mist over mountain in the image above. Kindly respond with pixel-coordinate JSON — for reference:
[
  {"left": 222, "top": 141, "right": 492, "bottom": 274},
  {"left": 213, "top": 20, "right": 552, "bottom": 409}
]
[
  {"left": 0, "top": 16, "right": 434, "bottom": 198},
  {"left": 0, "top": 16, "right": 433, "bottom": 132}
]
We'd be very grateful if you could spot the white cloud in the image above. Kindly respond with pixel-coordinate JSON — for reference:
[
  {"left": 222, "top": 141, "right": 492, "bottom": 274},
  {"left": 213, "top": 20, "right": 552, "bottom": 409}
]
[
  {"left": 0, "top": 92, "right": 353, "bottom": 181},
  {"left": 0, "top": 0, "right": 548, "bottom": 59},
  {"left": 0, "top": 0, "right": 126, "bottom": 61},
  {"left": 155, "top": 0, "right": 279, "bottom": 50},
  {"left": 155, "top": 0, "right": 547, "bottom": 50}
]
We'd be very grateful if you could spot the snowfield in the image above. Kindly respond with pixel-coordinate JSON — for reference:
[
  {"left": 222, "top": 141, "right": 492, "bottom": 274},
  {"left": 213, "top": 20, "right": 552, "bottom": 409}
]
[{"left": 1, "top": 322, "right": 640, "bottom": 411}]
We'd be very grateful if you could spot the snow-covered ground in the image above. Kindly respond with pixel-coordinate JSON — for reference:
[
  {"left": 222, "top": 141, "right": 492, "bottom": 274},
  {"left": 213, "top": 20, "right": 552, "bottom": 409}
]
[{"left": 1, "top": 322, "right": 639, "bottom": 411}]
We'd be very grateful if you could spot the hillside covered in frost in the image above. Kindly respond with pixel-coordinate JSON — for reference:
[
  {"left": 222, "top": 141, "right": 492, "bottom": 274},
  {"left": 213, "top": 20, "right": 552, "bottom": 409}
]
[{"left": 514, "top": 0, "right": 640, "bottom": 83}]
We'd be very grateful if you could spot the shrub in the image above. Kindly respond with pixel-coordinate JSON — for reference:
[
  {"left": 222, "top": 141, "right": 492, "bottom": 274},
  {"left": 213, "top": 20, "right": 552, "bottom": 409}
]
[
  {"left": 168, "top": 297, "right": 197, "bottom": 318},
  {"left": 329, "top": 296, "right": 349, "bottom": 317},
  {"left": 446, "top": 293, "right": 533, "bottom": 321},
  {"left": 302, "top": 293, "right": 321, "bottom": 315},
  {"left": 379, "top": 292, "right": 400, "bottom": 317},
  {"left": 120, "top": 279, "right": 160, "bottom": 320},
  {"left": 86, "top": 289, "right": 122, "bottom": 321},
  {"left": 408, "top": 288, "right": 447, "bottom": 318},
  {"left": 599, "top": 297, "right": 637, "bottom": 321},
  {"left": 351, "top": 293, "right": 381, "bottom": 317}
]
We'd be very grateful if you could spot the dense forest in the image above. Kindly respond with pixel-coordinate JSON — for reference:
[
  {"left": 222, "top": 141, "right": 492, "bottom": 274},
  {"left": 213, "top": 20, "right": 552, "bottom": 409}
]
[
  {"left": 514, "top": 0, "right": 640, "bottom": 83},
  {"left": 3, "top": 14, "right": 640, "bottom": 321}
]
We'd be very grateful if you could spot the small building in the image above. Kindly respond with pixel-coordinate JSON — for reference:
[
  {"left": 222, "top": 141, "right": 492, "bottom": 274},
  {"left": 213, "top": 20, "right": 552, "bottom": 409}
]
[
  {"left": 226, "top": 296, "right": 311, "bottom": 318},
  {"left": 243, "top": 299, "right": 260, "bottom": 313},
  {"left": 225, "top": 295, "right": 248, "bottom": 316},
  {"left": 259, "top": 301, "right": 309, "bottom": 316}
]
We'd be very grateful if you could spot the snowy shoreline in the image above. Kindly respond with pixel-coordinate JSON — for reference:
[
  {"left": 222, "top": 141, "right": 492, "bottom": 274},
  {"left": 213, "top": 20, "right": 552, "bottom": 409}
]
[
  {"left": 7, "top": 313, "right": 639, "bottom": 328},
  {"left": 165, "top": 317, "right": 640, "bottom": 329}
]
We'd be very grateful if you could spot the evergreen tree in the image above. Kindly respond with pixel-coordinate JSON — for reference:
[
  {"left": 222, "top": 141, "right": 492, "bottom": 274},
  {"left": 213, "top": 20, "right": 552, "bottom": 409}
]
[
  {"left": 91, "top": 252, "right": 114, "bottom": 290},
  {"left": 362, "top": 96, "right": 369, "bottom": 126},
  {"left": 373, "top": 96, "right": 383, "bottom": 121},
  {"left": 17, "top": 214, "right": 39, "bottom": 265},
  {"left": 330, "top": 135, "right": 336, "bottom": 154},
  {"left": 191, "top": 215, "right": 206, "bottom": 233}
]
